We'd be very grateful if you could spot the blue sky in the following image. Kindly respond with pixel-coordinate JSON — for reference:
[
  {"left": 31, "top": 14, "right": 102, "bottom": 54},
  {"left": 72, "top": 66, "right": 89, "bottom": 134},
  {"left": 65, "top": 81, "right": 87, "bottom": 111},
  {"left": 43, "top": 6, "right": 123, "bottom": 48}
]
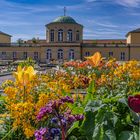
[{"left": 0, "top": 0, "right": 140, "bottom": 42}]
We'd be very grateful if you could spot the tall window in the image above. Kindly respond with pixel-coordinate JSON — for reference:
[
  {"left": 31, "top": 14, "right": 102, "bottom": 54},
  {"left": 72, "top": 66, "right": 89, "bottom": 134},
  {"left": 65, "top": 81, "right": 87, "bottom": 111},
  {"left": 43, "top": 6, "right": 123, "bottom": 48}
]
[
  {"left": 34, "top": 52, "right": 38, "bottom": 60},
  {"left": 109, "top": 52, "right": 113, "bottom": 57},
  {"left": 58, "top": 49, "right": 63, "bottom": 59},
  {"left": 13, "top": 52, "right": 17, "bottom": 59},
  {"left": 50, "top": 29, "right": 54, "bottom": 42},
  {"left": 69, "top": 49, "right": 74, "bottom": 60},
  {"left": 76, "top": 30, "right": 80, "bottom": 41},
  {"left": 58, "top": 29, "right": 63, "bottom": 42},
  {"left": 2, "top": 52, "right": 6, "bottom": 59},
  {"left": 67, "top": 29, "right": 72, "bottom": 42},
  {"left": 121, "top": 52, "right": 125, "bottom": 61},
  {"left": 23, "top": 52, "right": 27, "bottom": 59},
  {"left": 46, "top": 49, "right": 52, "bottom": 60},
  {"left": 85, "top": 52, "right": 90, "bottom": 56}
]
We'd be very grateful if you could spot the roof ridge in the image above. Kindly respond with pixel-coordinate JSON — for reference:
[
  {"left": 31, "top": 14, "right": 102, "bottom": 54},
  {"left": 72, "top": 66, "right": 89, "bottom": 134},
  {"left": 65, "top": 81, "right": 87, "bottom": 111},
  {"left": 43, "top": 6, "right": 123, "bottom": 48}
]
[{"left": 0, "top": 31, "right": 12, "bottom": 37}]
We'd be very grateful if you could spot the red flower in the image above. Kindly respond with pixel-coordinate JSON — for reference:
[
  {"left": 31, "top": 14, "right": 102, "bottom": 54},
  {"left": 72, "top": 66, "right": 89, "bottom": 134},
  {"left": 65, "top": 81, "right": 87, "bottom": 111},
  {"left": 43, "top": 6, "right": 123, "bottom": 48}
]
[{"left": 128, "top": 94, "right": 140, "bottom": 113}]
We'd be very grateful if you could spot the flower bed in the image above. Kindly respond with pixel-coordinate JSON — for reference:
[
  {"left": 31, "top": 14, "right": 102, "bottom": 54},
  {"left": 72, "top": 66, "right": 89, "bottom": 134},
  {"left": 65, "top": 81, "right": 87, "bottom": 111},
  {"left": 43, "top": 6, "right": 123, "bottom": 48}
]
[{"left": 0, "top": 52, "right": 140, "bottom": 140}]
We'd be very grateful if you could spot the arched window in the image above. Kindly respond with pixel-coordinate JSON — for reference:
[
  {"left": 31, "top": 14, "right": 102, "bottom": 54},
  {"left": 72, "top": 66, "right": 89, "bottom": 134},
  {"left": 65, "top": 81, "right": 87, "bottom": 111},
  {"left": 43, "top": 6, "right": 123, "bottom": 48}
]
[
  {"left": 69, "top": 49, "right": 74, "bottom": 60},
  {"left": 58, "top": 29, "right": 63, "bottom": 42},
  {"left": 76, "top": 30, "right": 80, "bottom": 41},
  {"left": 58, "top": 49, "right": 63, "bottom": 59},
  {"left": 67, "top": 29, "right": 72, "bottom": 42},
  {"left": 46, "top": 49, "right": 52, "bottom": 60},
  {"left": 50, "top": 29, "right": 54, "bottom": 42}
]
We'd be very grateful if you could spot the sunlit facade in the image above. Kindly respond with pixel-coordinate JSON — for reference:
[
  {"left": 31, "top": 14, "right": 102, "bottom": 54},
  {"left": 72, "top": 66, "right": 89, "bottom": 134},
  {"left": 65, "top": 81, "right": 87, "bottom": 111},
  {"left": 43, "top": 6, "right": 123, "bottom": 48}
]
[{"left": 0, "top": 15, "right": 140, "bottom": 62}]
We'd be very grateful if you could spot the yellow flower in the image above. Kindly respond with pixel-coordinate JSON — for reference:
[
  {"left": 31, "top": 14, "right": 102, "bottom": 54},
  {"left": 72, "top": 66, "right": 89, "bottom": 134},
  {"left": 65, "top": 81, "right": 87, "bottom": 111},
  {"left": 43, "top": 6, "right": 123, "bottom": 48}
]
[
  {"left": 85, "top": 52, "right": 102, "bottom": 67},
  {"left": 13, "top": 66, "right": 37, "bottom": 86},
  {"left": 0, "top": 120, "right": 4, "bottom": 124},
  {"left": 24, "top": 127, "right": 35, "bottom": 138}
]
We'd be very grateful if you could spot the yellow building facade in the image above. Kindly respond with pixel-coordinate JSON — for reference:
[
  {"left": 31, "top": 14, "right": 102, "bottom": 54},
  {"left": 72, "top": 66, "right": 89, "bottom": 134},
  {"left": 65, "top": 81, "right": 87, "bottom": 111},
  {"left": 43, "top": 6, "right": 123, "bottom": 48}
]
[
  {"left": 0, "top": 16, "right": 140, "bottom": 63},
  {"left": 0, "top": 31, "right": 11, "bottom": 44}
]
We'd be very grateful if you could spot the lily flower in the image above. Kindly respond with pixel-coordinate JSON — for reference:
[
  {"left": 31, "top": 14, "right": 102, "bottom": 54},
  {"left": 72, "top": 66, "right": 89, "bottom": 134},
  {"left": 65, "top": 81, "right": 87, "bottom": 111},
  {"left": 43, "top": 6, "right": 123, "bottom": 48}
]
[
  {"left": 13, "top": 66, "right": 37, "bottom": 86},
  {"left": 85, "top": 52, "right": 102, "bottom": 67}
]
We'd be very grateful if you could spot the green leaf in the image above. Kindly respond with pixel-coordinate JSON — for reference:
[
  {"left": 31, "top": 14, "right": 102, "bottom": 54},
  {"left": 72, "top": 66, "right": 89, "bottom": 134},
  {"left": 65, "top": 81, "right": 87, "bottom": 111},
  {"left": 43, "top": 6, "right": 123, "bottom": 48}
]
[
  {"left": 118, "top": 98, "right": 128, "bottom": 106},
  {"left": 92, "top": 126, "right": 116, "bottom": 140},
  {"left": 118, "top": 131, "right": 138, "bottom": 140},
  {"left": 87, "top": 80, "right": 95, "bottom": 94},
  {"left": 85, "top": 100, "right": 105, "bottom": 113},
  {"left": 83, "top": 81, "right": 95, "bottom": 105},
  {"left": 130, "top": 110, "right": 139, "bottom": 123},
  {"left": 72, "top": 106, "right": 84, "bottom": 114},
  {"left": 92, "top": 125, "right": 103, "bottom": 140},
  {"left": 80, "top": 111, "right": 95, "bottom": 140},
  {"left": 67, "top": 122, "right": 79, "bottom": 136},
  {"left": 68, "top": 136, "right": 77, "bottom": 140},
  {"left": 104, "top": 130, "right": 116, "bottom": 140}
]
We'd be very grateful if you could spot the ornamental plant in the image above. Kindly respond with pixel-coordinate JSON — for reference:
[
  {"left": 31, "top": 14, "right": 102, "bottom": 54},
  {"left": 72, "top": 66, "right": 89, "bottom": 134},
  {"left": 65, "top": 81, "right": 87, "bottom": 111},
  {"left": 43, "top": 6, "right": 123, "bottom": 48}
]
[
  {"left": 35, "top": 96, "right": 84, "bottom": 140},
  {"left": 128, "top": 94, "right": 140, "bottom": 140},
  {"left": 1, "top": 66, "right": 71, "bottom": 139},
  {"left": 128, "top": 94, "right": 140, "bottom": 113},
  {"left": 3, "top": 66, "right": 38, "bottom": 138}
]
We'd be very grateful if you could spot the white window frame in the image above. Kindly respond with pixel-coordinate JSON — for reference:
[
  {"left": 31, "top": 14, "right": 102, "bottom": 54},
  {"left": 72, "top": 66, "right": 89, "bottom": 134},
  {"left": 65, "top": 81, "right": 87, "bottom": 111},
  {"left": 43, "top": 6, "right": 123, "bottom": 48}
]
[
  {"left": 13, "top": 52, "right": 17, "bottom": 59},
  {"left": 58, "top": 49, "right": 63, "bottom": 60},
  {"left": 46, "top": 49, "right": 52, "bottom": 60},
  {"left": 50, "top": 29, "right": 54, "bottom": 42},
  {"left": 58, "top": 29, "right": 63, "bottom": 42},
  {"left": 67, "top": 29, "right": 72, "bottom": 42},
  {"left": 69, "top": 49, "right": 74, "bottom": 60}
]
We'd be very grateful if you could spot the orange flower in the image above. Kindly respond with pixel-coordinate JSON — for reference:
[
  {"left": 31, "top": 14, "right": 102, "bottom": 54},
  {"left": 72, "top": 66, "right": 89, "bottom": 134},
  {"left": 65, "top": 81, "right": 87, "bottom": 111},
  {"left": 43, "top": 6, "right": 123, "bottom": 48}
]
[{"left": 85, "top": 52, "right": 102, "bottom": 67}]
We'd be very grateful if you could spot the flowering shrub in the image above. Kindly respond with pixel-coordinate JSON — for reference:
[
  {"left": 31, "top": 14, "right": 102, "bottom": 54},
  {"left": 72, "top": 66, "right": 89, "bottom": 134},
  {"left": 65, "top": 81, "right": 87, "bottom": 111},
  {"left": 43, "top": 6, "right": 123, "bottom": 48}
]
[
  {"left": 1, "top": 66, "right": 70, "bottom": 139},
  {"left": 35, "top": 96, "right": 84, "bottom": 140},
  {"left": 0, "top": 52, "right": 140, "bottom": 140}
]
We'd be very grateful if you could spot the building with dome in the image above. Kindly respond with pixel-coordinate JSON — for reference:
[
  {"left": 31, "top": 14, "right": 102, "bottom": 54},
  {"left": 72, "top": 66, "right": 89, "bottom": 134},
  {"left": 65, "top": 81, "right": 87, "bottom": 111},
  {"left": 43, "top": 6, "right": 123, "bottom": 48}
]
[{"left": 0, "top": 14, "right": 140, "bottom": 62}]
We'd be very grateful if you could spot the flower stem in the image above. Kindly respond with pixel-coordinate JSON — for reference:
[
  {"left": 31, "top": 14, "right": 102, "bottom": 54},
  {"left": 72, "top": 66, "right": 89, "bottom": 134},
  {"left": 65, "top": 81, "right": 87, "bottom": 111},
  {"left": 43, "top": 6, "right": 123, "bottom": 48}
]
[
  {"left": 55, "top": 110, "right": 66, "bottom": 140},
  {"left": 138, "top": 114, "right": 140, "bottom": 140}
]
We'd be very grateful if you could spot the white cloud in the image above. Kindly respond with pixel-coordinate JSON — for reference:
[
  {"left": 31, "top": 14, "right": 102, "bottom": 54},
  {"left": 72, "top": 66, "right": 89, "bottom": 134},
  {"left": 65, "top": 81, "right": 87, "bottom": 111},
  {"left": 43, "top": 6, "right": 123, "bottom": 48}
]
[
  {"left": 87, "top": 19, "right": 119, "bottom": 28},
  {"left": 115, "top": 0, "right": 140, "bottom": 7}
]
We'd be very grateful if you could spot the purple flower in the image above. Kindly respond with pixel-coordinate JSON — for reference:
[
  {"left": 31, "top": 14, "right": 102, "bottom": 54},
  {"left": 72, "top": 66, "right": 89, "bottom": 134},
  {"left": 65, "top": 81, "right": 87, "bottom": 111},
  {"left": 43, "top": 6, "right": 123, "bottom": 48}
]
[
  {"left": 75, "top": 114, "right": 84, "bottom": 121},
  {"left": 61, "top": 117, "right": 67, "bottom": 127},
  {"left": 61, "top": 96, "right": 74, "bottom": 104},
  {"left": 50, "top": 128, "right": 60, "bottom": 136},
  {"left": 34, "top": 127, "right": 47, "bottom": 140},
  {"left": 57, "top": 100, "right": 64, "bottom": 107},
  {"left": 51, "top": 117, "right": 58, "bottom": 124},
  {"left": 67, "top": 115, "right": 76, "bottom": 123},
  {"left": 37, "top": 107, "right": 47, "bottom": 121},
  {"left": 37, "top": 106, "right": 53, "bottom": 121}
]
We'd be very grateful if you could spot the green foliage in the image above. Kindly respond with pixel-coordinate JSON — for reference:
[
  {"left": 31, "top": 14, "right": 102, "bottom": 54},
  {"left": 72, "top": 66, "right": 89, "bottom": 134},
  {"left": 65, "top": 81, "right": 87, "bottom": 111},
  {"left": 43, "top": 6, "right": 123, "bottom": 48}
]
[
  {"left": 18, "top": 57, "right": 35, "bottom": 68},
  {"left": 67, "top": 80, "right": 139, "bottom": 140}
]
